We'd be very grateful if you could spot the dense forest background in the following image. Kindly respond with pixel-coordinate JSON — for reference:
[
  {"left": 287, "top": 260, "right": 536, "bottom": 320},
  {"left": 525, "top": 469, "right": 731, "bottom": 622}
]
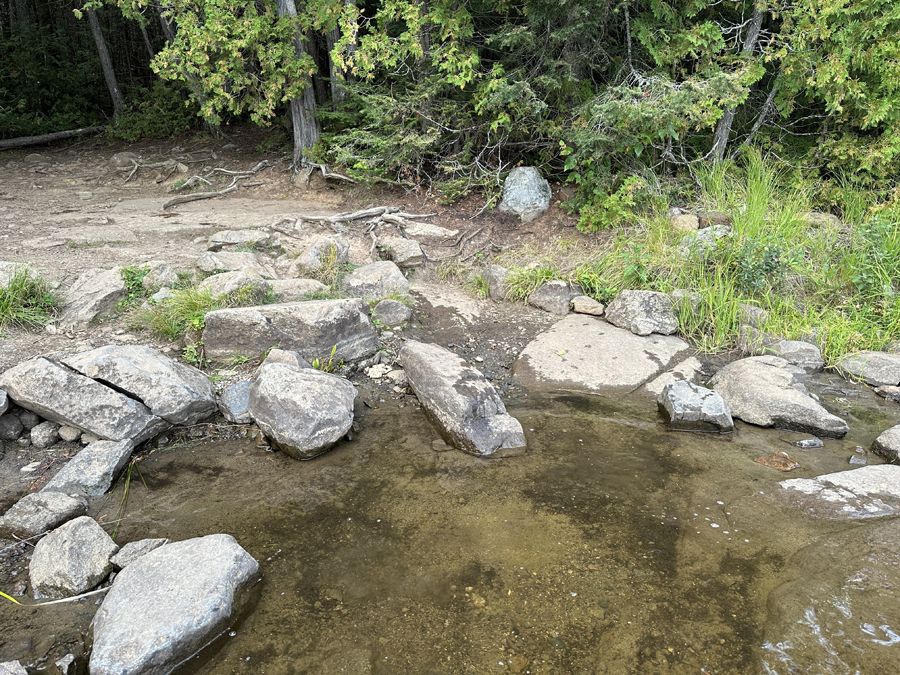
[{"left": 2, "top": 0, "right": 899, "bottom": 222}]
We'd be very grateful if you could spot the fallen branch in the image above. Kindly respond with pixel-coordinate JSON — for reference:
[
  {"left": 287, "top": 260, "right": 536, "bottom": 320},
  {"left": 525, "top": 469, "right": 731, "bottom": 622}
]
[
  {"left": 308, "top": 162, "right": 357, "bottom": 184},
  {"left": 163, "top": 178, "right": 238, "bottom": 210},
  {"left": 0, "top": 125, "right": 104, "bottom": 150}
]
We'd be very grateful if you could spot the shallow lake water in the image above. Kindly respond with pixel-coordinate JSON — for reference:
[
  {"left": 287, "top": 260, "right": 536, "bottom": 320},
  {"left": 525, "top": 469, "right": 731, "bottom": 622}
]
[{"left": 91, "top": 387, "right": 900, "bottom": 675}]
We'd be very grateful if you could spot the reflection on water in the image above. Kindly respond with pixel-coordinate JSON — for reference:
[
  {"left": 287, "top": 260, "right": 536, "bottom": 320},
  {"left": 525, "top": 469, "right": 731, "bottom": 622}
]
[{"left": 96, "top": 390, "right": 900, "bottom": 674}]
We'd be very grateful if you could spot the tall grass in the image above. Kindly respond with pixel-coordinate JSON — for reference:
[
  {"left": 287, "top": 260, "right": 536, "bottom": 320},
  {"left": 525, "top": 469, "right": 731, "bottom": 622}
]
[{"left": 0, "top": 267, "right": 59, "bottom": 330}]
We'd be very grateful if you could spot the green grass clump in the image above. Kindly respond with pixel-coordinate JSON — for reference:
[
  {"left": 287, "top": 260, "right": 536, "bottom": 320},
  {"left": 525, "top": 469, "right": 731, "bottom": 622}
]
[
  {"left": 120, "top": 264, "right": 150, "bottom": 307},
  {"left": 0, "top": 268, "right": 59, "bottom": 330}
]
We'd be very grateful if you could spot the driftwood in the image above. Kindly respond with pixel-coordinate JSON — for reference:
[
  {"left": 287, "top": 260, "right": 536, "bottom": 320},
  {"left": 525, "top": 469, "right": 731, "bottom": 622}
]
[
  {"left": 0, "top": 126, "right": 104, "bottom": 150},
  {"left": 162, "top": 160, "right": 276, "bottom": 210},
  {"left": 162, "top": 178, "right": 239, "bottom": 210},
  {"left": 292, "top": 206, "right": 439, "bottom": 235}
]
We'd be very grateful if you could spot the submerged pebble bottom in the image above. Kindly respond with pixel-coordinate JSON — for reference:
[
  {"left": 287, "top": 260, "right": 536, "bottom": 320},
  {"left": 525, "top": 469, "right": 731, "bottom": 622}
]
[{"left": 102, "top": 391, "right": 900, "bottom": 675}]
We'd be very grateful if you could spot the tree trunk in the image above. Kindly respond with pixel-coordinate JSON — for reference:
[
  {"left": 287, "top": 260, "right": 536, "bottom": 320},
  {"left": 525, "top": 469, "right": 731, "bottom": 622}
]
[
  {"left": 87, "top": 8, "right": 125, "bottom": 120},
  {"left": 12, "top": 0, "right": 31, "bottom": 29},
  {"left": 326, "top": 27, "right": 345, "bottom": 103},
  {"left": 308, "top": 30, "right": 329, "bottom": 105},
  {"left": 711, "top": 6, "right": 765, "bottom": 163},
  {"left": 276, "top": 0, "right": 320, "bottom": 166}
]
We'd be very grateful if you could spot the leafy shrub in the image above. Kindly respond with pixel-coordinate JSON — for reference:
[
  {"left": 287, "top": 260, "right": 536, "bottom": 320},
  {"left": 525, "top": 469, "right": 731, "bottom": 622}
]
[
  {"left": 728, "top": 235, "right": 800, "bottom": 294},
  {"left": 109, "top": 83, "right": 199, "bottom": 143}
]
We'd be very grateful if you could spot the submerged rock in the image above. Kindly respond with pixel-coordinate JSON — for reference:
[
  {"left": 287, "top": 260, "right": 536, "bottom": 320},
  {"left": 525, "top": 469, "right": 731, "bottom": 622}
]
[
  {"left": 0, "top": 357, "right": 168, "bottom": 443},
  {"left": 90, "top": 534, "right": 259, "bottom": 675},
  {"left": 498, "top": 166, "right": 551, "bottom": 222},
  {"left": 779, "top": 465, "right": 900, "bottom": 519},
  {"left": 400, "top": 340, "right": 526, "bottom": 457},
  {"left": 202, "top": 298, "right": 378, "bottom": 363},
  {"left": 658, "top": 381, "right": 733, "bottom": 433},
  {"left": 248, "top": 363, "right": 357, "bottom": 459},
  {"left": 29, "top": 516, "right": 117, "bottom": 598},
  {"left": 63, "top": 345, "right": 217, "bottom": 426},
  {"left": 0, "top": 492, "right": 87, "bottom": 540},
  {"left": 710, "top": 356, "right": 849, "bottom": 438},
  {"left": 604, "top": 290, "right": 678, "bottom": 336}
]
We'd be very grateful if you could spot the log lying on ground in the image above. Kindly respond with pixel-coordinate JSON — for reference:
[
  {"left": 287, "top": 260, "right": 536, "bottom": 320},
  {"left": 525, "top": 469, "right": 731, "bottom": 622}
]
[{"left": 0, "top": 126, "right": 104, "bottom": 150}]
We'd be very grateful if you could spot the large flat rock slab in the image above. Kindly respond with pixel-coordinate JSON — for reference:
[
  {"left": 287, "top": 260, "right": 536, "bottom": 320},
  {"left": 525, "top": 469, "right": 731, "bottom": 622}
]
[
  {"left": 90, "top": 534, "right": 260, "bottom": 675},
  {"left": 513, "top": 315, "right": 690, "bottom": 392},
  {"left": 779, "top": 465, "right": 900, "bottom": 519},
  {"left": 0, "top": 358, "right": 168, "bottom": 442},
  {"left": 400, "top": 340, "right": 526, "bottom": 457},
  {"left": 63, "top": 345, "right": 216, "bottom": 426},
  {"left": 837, "top": 350, "right": 900, "bottom": 386},
  {"left": 202, "top": 299, "right": 378, "bottom": 363}
]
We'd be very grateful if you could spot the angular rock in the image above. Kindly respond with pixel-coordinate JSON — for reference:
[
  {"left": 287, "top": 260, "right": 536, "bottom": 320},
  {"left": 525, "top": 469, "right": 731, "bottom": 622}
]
[
  {"left": 0, "top": 492, "right": 87, "bottom": 540},
  {"left": 498, "top": 166, "right": 551, "bottom": 222},
  {"left": 400, "top": 340, "right": 526, "bottom": 457},
  {"left": 527, "top": 280, "right": 570, "bottom": 315},
  {"left": 710, "top": 356, "right": 849, "bottom": 438},
  {"left": 253, "top": 349, "right": 311, "bottom": 379},
  {"left": 381, "top": 237, "right": 424, "bottom": 268},
  {"left": 202, "top": 299, "right": 378, "bottom": 363},
  {"left": 198, "top": 268, "right": 269, "bottom": 301},
  {"left": 294, "top": 236, "right": 349, "bottom": 273},
  {"left": 0, "top": 662, "right": 27, "bottom": 675},
  {"left": 875, "top": 385, "right": 900, "bottom": 402},
  {"left": 195, "top": 251, "right": 276, "bottom": 279},
  {"left": 737, "top": 303, "right": 768, "bottom": 328},
  {"left": 63, "top": 345, "right": 216, "bottom": 426},
  {"left": 871, "top": 424, "right": 900, "bottom": 463},
  {"left": 340, "top": 261, "right": 409, "bottom": 300},
  {"left": 89, "top": 534, "right": 260, "bottom": 675},
  {"left": 485, "top": 265, "right": 511, "bottom": 302},
  {"left": 30, "top": 420, "right": 59, "bottom": 448},
  {"left": 58, "top": 267, "right": 126, "bottom": 329},
  {"left": 0, "top": 388, "right": 7, "bottom": 416},
  {"left": 668, "top": 289, "right": 701, "bottom": 314},
  {"left": 141, "top": 261, "right": 179, "bottom": 291},
  {"left": 515, "top": 315, "right": 690, "bottom": 391},
  {"left": 218, "top": 381, "right": 252, "bottom": 424},
  {"left": 0, "top": 413, "right": 23, "bottom": 441},
  {"left": 269, "top": 278, "right": 327, "bottom": 302},
  {"left": 372, "top": 298, "right": 411, "bottom": 326},
  {"left": 738, "top": 324, "right": 780, "bottom": 354},
  {"left": 248, "top": 363, "right": 357, "bottom": 459},
  {"left": 29, "top": 516, "right": 118, "bottom": 599},
  {"left": 570, "top": 295, "right": 604, "bottom": 316},
  {"left": 741, "top": 329, "right": 824, "bottom": 373},
  {"left": 0, "top": 358, "right": 167, "bottom": 442},
  {"left": 658, "top": 381, "right": 733, "bottom": 433},
  {"left": 605, "top": 290, "right": 678, "bottom": 336},
  {"left": 643, "top": 356, "right": 704, "bottom": 397},
  {"left": 41, "top": 439, "right": 136, "bottom": 497},
  {"left": 110, "top": 538, "right": 171, "bottom": 570},
  {"left": 837, "top": 350, "right": 900, "bottom": 387},
  {"left": 403, "top": 221, "right": 459, "bottom": 239},
  {"left": 207, "top": 229, "right": 278, "bottom": 252},
  {"left": 670, "top": 213, "right": 699, "bottom": 232},
  {"left": 779, "top": 465, "right": 900, "bottom": 519}
]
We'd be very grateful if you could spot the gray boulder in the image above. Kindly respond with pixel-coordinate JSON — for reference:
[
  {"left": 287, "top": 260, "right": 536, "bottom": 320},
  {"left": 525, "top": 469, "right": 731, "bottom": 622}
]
[
  {"left": 41, "top": 439, "right": 135, "bottom": 497},
  {"left": 710, "top": 356, "right": 849, "bottom": 438},
  {"left": 780, "top": 465, "right": 900, "bottom": 519},
  {"left": 207, "top": 229, "right": 278, "bottom": 252},
  {"left": 29, "top": 516, "right": 118, "bottom": 598},
  {"left": 741, "top": 330, "right": 825, "bottom": 373},
  {"left": 381, "top": 237, "right": 424, "bottom": 268},
  {"left": 0, "top": 492, "right": 87, "bottom": 539},
  {"left": 400, "top": 340, "right": 526, "bottom": 457},
  {"left": 485, "top": 265, "right": 511, "bottom": 302},
  {"left": 0, "top": 413, "right": 23, "bottom": 441},
  {"left": 110, "top": 538, "right": 171, "bottom": 570},
  {"left": 373, "top": 299, "right": 411, "bottom": 326},
  {"left": 872, "top": 424, "right": 900, "bottom": 463},
  {"left": 218, "top": 381, "right": 252, "bottom": 424},
  {"left": 875, "top": 385, "right": 900, "bottom": 402},
  {"left": 0, "top": 388, "right": 7, "bottom": 415},
  {"left": 202, "top": 299, "right": 378, "bottom": 363},
  {"left": 0, "top": 662, "right": 27, "bottom": 675},
  {"left": 658, "top": 381, "right": 733, "bottom": 433},
  {"left": 677, "top": 224, "right": 731, "bottom": 259},
  {"left": 0, "top": 358, "right": 168, "bottom": 442},
  {"left": 30, "top": 420, "right": 60, "bottom": 448},
  {"left": 738, "top": 303, "right": 768, "bottom": 328},
  {"left": 605, "top": 290, "right": 678, "bottom": 336},
  {"left": 498, "top": 167, "right": 551, "bottom": 222},
  {"left": 58, "top": 425, "right": 82, "bottom": 442},
  {"left": 89, "top": 534, "right": 260, "bottom": 675},
  {"left": 294, "top": 236, "right": 349, "bottom": 273},
  {"left": 63, "top": 345, "right": 216, "bottom": 426},
  {"left": 195, "top": 251, "right": 276, "bottom": 279},
  {"left": 341, "top": 261, "right": 409, "bottom": 300},
  {"left": 141, "top": 261, "right": 179, "bottom": 291},
  {"left": 58, "top": 267, "right": 126, "bottom": 329},
  {"left": 570, "top": 295, "right": 604, "bottom": 316},
  {"left": 249, "top": 363, "right": 357, "bottom": 459},
  {"left": 527, "top": 280, "right": 570, "bottom": 315},
  {"left": 198, "top": 268, "right": 269, "bottom": 301},
  {"left": 838, "top": 351, "right": 900, "bottom": 386},
  {"left": 269, "top": 278, "right": 327, "bottom": 301},
  {"left": 668, "top": 289, "right": 701, "bottom": 314}
]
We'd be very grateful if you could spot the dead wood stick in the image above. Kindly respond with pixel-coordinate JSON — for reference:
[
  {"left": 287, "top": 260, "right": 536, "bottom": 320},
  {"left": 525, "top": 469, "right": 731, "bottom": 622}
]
[
  {"left": 297, "top": 206, "right": 400, "bottom": 224},
  {"left": 0, "top": 125, "right": 104, "bottom": 150},
  {"left": 458, "top": 226, "right": 484, "bottom": 252},
  {"left": 162, "top": 178, "right": 238, "bottom": 210}
]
